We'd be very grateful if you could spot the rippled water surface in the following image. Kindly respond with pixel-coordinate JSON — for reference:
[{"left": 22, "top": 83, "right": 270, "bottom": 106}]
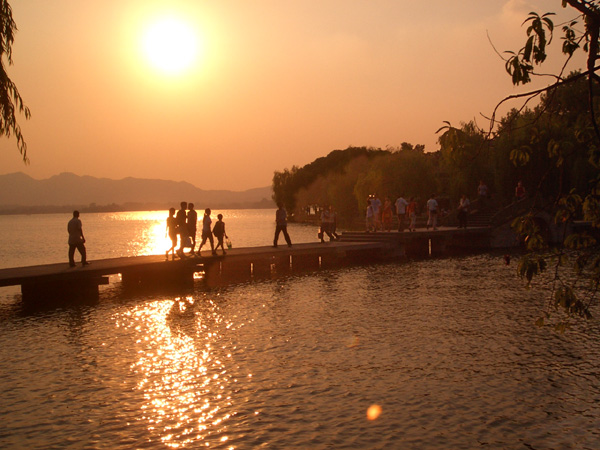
[{"left": 1, "top": 211, "right": 599, "bottom": 449}]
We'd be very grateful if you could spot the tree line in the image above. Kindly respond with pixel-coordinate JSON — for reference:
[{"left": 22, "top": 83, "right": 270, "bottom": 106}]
[{"left": 272, "top": 72, "right": 595, "bottom": 226}]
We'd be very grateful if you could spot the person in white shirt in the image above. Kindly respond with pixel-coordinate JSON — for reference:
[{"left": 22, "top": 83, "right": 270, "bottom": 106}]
[
  {"left": 395, "top": 195, "right": 408, "bottom": 232},
  {"left": 426, "top": 194, "right": 439, "bottom": 230}
]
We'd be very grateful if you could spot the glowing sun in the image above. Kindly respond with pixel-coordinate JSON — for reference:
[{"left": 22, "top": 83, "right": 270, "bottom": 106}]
[{"left": 142, "top": 16, "right": 200, "bottom": 75}]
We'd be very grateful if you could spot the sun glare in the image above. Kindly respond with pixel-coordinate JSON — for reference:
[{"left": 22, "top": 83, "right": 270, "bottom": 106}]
[{"left": 142, "top": 16, "right": 200, "bottom": 75}]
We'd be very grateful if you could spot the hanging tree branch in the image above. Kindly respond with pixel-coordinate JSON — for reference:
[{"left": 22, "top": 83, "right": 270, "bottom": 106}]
[{"left": 0, "top": 0, "right": 30, "bottom": 163}]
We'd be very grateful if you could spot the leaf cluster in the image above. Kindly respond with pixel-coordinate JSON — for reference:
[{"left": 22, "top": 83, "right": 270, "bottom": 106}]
[{"left": 0, "top": 0, "right": 30, "bottom": 162}]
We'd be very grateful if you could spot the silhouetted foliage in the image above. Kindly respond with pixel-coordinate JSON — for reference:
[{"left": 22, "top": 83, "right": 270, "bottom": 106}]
[
  {"left": 0, "top": 0, "right": 30, "bottom": 162},
  {"left": 490, "top": 2, "right": 600, "bottom": 329}
]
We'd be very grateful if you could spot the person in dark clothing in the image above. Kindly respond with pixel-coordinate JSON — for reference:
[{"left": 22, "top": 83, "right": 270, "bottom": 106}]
[
  {"left": 273, "top": 202, "right": 292, "bottom": 248},
  {"left": 187, "top": 203, "right": 198, "bottom": 255},
  {"left": 166, "top": 207, "right": 178, "bottom": 260},
  {"left": 198, "top": 208, "right": 217, "bottom": 256},
  {"left": 212, "top": 214, "right": 228, "bottom": 254},
  {"left": 67, "top": 210, "right": 89, "bottom": 267},
  {"left": 176, "top": 201, "right": 189, "bottom": 258}
]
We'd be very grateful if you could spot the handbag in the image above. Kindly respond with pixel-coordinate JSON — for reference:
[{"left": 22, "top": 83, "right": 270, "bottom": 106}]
[{"left": 226, "top": 237, "right": 232, "bottom": 249}]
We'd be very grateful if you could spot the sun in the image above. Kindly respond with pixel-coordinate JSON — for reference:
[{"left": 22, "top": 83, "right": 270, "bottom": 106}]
[{"left": 142, "top": 16, "right": 200, "bottom": 75}]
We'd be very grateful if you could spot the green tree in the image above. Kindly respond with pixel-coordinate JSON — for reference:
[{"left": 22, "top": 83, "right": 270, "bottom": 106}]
[{"left": 0, "top": 0, "right": 30, "bottom": 162}]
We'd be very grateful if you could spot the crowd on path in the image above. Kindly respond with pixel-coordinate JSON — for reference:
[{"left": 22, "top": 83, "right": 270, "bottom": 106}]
[
  {"left": 66, "top": 202, "right": 294, "bottom": 266},
  {"left": 164, "top": 201, "right": 230, "bottom": 260},
  {"left": 65, "top": 180, "right": 529, "bottom": 266},
  {"left": 362, "top": 179, "right": 526, "bottom": 233}
]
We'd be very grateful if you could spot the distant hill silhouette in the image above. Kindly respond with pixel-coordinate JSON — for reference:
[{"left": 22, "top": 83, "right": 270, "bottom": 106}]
[{"left": 0, "top": 172, "right": 274, "bottom": 214}]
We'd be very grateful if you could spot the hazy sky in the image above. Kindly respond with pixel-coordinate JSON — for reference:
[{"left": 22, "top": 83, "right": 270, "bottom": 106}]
[{"left": 0, "top": 1, "right": 587, "bottom": 190}]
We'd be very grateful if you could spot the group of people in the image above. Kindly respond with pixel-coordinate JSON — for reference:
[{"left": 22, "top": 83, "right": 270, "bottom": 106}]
[
  {"left": 365, "top": 193, "right": 454, "bottom": 232},
  {"left": 165, "top": 202, "right": 229, "bottom": 260},
  {"left": 319, "top": 205, "right": 340, "bottom": 242},
  {"left": 366, "top": 194, "right": 420, "bottom": 233},
  {"left": 66, "top": 180, "right": 528, "bottom": 266}
]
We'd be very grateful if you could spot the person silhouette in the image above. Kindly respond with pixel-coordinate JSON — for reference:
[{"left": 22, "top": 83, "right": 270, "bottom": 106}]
[
  {"left": 165, "top": 207, "right": 177, "bottom": 260},
  {"left": 67, "top": 210, "right": 89, "bottom": 267},
  {"left": 212, "top": 213, "right": 228, "bottom": 254},
  {"left": 187, "top": 202, "right": 198, "bottom": 255},
  {"left": 198, "top": 208, "right": 217, "bottom": 256},
  {"left": 273, "top": 202, "right": 292, "bottom": 247},
  {"left": 176, "top": 201, "right": 190, "bottom": 258}
]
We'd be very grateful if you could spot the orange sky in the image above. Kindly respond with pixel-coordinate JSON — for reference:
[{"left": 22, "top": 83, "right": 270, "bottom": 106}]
[{"left": 0, "top": 1, "right": 587, "bottom": 191}]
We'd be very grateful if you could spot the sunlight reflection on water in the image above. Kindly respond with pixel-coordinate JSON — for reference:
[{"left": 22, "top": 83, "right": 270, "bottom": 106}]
[
  {"left": 117, "top": 298, "right": 238, "bottom": 447},
  {"left": 2, "top": 213, "right": 600, "bottom": 449}
]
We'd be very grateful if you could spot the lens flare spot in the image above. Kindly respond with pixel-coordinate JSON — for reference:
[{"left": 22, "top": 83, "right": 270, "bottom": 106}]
[{"left": 367, "top": 404, "right": 382, "bottom": 421}]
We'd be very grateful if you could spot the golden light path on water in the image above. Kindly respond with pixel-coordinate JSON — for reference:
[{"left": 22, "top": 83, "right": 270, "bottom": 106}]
[
  {"left": 105, "top": 211, "right": 176, "bottom": 257},
  {"left": 115, "top": 297, "right": 239, "bottom": 448}
]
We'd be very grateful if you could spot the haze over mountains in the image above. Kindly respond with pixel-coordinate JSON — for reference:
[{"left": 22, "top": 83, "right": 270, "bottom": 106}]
[{"left": 0, "top": 172, "right": 273, "bottom": 214}]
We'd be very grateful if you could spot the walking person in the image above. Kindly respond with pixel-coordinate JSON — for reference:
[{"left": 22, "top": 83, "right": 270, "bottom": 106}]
[
  {"left": 319, "top": 206, "right": 335, "bottom": 242},
  {"left": 406, "top": 197, "right": 417, "bottom": 232},
  {"left": 187, "top": 203, "right": 198, "bottom": 255},
  {"left": 395, "top": 194, "right": 408, "bottom": 232},
  {"left": 329, "top": 205, "right": 340, "bottom": 240},
  {"left": 457, "top": 194, "right": 470, "bottom": 229},
  {"left": 366, "top": 199, "right": 375, "bottom": 232},
  {"left": 176, "top": 201, "right": 190, "bottom": 258},
  {"left": 165, "top": 207, "right": 178, "bottom": 260},
  {"left": 67, "top": 210, "right": 89, "bottom": 267},
  {"left": 212, "top": 214, "right": 228, "bottom": 254},
  {"left": 426, "top": 194, "right": 439, "bottom": 230},
  {"left": 198, "top": 208, "right": 217, "bottom": 256},
  {"left": 371, "top": 194, "right": 382, "bottom": 231},
  {"left": 273, "top": 202, "right": 292, "bottom": 247},
  {"left": 382, "top": 197, "right": 393, "bottom": 232}
]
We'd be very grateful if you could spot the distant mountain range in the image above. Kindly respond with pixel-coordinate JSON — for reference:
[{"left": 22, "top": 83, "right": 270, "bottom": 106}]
[{"left": 0, "top": 172, "right": 274, "bottom": 214}]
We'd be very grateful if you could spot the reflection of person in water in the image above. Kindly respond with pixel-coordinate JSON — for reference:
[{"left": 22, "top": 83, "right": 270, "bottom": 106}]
[{"left": 67, "top": 210, "right": 89, "bottom": 267}]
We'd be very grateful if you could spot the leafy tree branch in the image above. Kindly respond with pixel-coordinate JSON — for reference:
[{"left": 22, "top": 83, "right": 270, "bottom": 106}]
[{"left": 0, "top": 0, "right": 30, "bottom": 163}]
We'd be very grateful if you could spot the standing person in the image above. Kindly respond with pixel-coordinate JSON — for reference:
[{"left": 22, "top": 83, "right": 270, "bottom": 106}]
[
  {"left": 187, "top": 203, "right": 198, "bottom": 255},
  {"left": 371, "top": 194, "right": 382, "bottom": 231},
  {"left": 67, "top": 210, "right": 89, "bottom": 267},
  {"left": 426, "top": 194, "right": 439, "bottom": 230},
  {"left": 176, "top": 201, "right": 189, "bottom": 258},
  {"left": 382, "top": 197, "right": 393, "bottom": 232},
  {"left": 329, "top": 205, "right": 340, "bottom": 240},
  {"left": 198, "top": 208, "right": 217, "bottom": 256},
  {"left": 478, "top": 180, "right": 489, "bottom": 211},
  {"left": 273, "top": 202, "right": 292, "bottom": 248},
  {"left": 395, "top": 194, "right": 408, "bottom": 232},
  {"left": 365, "top": 199, "right": 375, "bottom": 232},
  {"left": 457, "top": 195, "right": 470, "bottom": 229},
  {"left": 165, "top": 207, "right": 178, "bottom": 260},
  {"left": 212, "top": 213, "right": 228, "bottom": 254},
  {"left": 515, "top": 181, "right": 526, "bottom": 201},
  {"left": 319, "top": 206, "right": 335, "bottom": 242},
  {"left": 406, "top": 197, "right": 417, "bottom": 232}
]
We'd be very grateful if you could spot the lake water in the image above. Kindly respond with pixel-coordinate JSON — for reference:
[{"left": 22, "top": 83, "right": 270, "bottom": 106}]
[{"left": 1, "top": 210, "right": 599, "bottom": 449}]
